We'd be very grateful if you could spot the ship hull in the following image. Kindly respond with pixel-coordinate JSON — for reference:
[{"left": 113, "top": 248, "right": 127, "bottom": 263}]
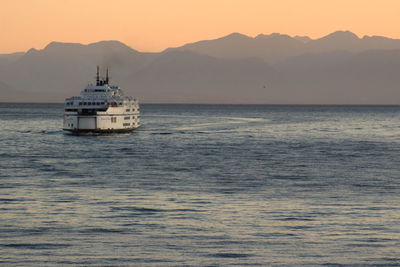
[
  {"left": 63, "top": 127, "right": 139, "bottom": 135},
  {"left": 63, "top": 110, "right": 140, "bottom": 134}
]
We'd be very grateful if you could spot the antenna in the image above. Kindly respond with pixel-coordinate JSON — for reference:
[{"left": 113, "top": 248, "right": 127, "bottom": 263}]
[
  {"left": 106, "top": 68, "right": 109, "bottom": 84},
  {"left": 96, "top": 66, "right": 100, "bottom": 86}
]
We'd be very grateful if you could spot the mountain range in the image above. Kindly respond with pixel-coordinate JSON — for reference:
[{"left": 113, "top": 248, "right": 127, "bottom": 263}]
[{"left": 1, "top": 30, "right": 400, "bottom": 104}]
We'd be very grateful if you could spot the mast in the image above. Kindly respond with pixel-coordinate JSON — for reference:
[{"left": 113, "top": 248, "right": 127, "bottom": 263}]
[
  {"left": 96, "top": 66, "right": 100, "bottom": 86},
  {"left": 106, "top": 68, "right": 109, "bottom": 84}
]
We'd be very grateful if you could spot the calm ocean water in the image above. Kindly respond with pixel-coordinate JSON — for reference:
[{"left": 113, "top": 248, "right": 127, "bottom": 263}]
[{"left": 0, "top": 103, "right": 399, "bottom": 266}]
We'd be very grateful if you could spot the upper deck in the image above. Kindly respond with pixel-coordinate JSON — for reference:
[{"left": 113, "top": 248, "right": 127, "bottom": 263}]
[{"left": 64, "top": 67, "right": 138, "bottom": 111}]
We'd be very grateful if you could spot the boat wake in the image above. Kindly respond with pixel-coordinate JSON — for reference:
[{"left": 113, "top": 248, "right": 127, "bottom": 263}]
[
  {"left": 174, "top": 117, "right": 267, "bottom": 131},
  {"left": 40, "top": 130, "right": 65, "bottom": 135}
]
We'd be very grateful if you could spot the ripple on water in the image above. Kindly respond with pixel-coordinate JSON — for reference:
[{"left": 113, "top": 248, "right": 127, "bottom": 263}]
[{"left": 1, "top": 104, "right": 400, "bottom": 266}]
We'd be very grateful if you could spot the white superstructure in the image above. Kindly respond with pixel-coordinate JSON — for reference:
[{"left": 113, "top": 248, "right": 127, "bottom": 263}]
[{"left": 63, "top": 67, "right": 140, "bottom": 134}]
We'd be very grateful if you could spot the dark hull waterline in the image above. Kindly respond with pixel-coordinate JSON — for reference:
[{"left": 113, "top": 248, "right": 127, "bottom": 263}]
[{"left": 63, "top": 127, "right": 138, "bottom": 135}]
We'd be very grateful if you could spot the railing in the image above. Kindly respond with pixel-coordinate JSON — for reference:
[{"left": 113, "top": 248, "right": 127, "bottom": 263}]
[{"left": 66, "top": 96, "right": 82, "bottom": 100}]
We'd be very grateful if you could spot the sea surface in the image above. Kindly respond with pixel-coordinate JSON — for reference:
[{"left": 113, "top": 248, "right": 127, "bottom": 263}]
[{"left": 0, "top": 103, "right": 400, "bottom": 266}]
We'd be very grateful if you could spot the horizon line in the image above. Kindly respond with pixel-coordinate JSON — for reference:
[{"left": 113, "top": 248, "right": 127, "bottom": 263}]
[{"left": 1, "top": 102, "right": 400, "bottom": 107}]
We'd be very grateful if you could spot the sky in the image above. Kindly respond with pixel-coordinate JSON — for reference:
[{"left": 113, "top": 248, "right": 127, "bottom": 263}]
[{"left": 1, "top": 0, "right": 400, "bottom": 54}]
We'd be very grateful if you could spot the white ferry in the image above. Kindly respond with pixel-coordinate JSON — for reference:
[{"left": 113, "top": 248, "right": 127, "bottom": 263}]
[{"left": 63, "top": 67, "right": 140, "bottom": 134}]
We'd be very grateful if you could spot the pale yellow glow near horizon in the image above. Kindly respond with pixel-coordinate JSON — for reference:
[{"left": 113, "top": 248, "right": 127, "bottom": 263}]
[{"left": 1, "top": 0, "right": 400, "bottom": 54}]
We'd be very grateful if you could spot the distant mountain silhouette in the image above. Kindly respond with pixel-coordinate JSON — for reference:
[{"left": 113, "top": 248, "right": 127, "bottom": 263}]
[
  {"left": 128, "top": 50, "right": 275, "bottom": 103},
  {"left": 0, "top": 40, "right": 157, "bottom": 102},
  {"left": 1, "top": 32, "right": 400, "bottom": 104},
  {"left": 293, "top": 36, "right": 312, "bottom": 43},
  {"left": 0, "top": 80, "right": 13, "bottom": 97},
  {"left": 166, "top": 32, "right": 305, "bottom": 63},
  {"left": 0, "top": 52, "right": 24, "bottom": 62},
  {"left": 170, "top": 30, "right": 400, "bottom": 62}
]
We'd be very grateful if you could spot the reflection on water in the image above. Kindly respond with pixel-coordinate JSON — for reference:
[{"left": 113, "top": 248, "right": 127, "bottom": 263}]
[{"left": 0, "top": 103, "right": 399, "bottom": 266}]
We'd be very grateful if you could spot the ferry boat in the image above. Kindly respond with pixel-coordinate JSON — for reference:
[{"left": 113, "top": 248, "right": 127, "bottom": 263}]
[{"left": 63, "top": 67, "right": 140, "bottom": 134}]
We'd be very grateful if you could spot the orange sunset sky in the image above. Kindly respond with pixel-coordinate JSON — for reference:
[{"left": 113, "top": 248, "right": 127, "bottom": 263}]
[{"left": 1, "top": 0, "right": 400, "bottom": 54}]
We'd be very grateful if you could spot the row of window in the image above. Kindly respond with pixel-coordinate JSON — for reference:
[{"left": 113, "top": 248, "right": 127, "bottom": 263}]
[
  {"left": 66, "top": 102, "right": 140, "bottom": 108},
  {"left": 79, "top": 102, "right": 105, "bottom": 106},
  {"left": 112, "top": 116, "right": 140, "bottom": 123},
  {"left": 84, "top": 89, "right": 110, "bottom": 92},
  {"left": 123, "top": 122, "right": 139, "bottom": 127},
  {"left": 123, "top": 115, "right": 142, "bottom": 120},
  {"left": 66, "top": 102, "right": 104, "bottom": 106},
  {"left": 125, "top": 116, "right": 140, "bottom": 120}
]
